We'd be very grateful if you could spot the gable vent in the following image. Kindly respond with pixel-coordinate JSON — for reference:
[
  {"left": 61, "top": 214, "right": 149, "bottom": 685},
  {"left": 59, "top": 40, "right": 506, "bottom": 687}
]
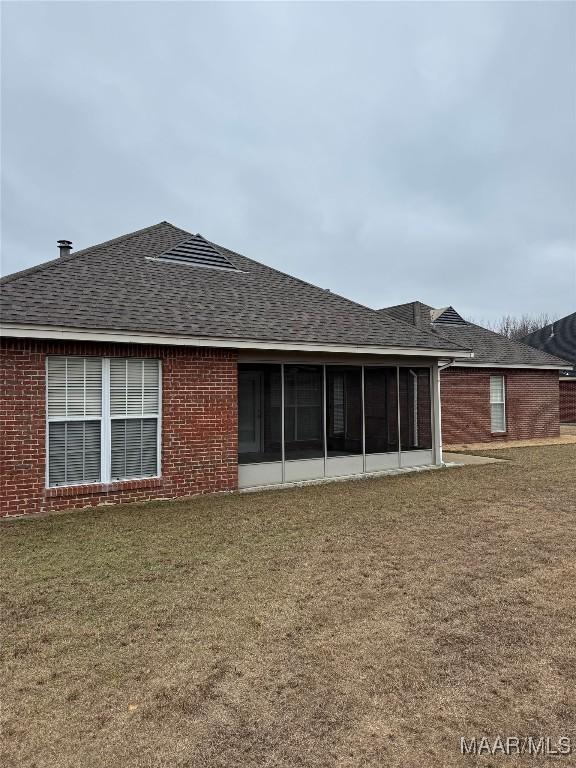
[
  {"left": 431, "top": 306, "right": 466, "bottom": 325},
  {"left": 156, "top": 235, "right": 238, "bottom": 271}
]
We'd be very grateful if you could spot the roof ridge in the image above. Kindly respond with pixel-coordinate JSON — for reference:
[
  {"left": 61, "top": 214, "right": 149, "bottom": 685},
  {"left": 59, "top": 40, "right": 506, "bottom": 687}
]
[
  {"left": 463, "top": 319, "right": 569, "bottom": 365},
  {"left": 211, "top": 244, "right": 469, "bottom": 350},
  {"left": 212, "top": 241, "right": 374, "bottom": 311},
  {"left": 522, "top": 311, "right": 576, "bottom": 341},
  {"left": 71, "top": 221, "right": 186, "bottom": 257},
  {"left": 1, "top": 224, "right": 474, "bottom": 354},
  {"left": 380, "top": 300, "right": 430, "bottom": 312},
  {"left": 1, "top": 221, "right": 187, "bottom": 287},
  {"left": 410, "top": 314, "right": 471, "bottom": 351},
  {"left": 378, "top": 301, "right": 456, "bottom": 345},
  {"left": 380, "top": 303, "right": 568, "bottom": 364}
]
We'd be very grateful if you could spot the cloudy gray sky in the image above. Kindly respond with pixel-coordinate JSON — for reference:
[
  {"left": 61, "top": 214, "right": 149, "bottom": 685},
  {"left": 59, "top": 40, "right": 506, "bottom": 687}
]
[{"left": 2, "top": 1, "right": 575, "bottom": 321}]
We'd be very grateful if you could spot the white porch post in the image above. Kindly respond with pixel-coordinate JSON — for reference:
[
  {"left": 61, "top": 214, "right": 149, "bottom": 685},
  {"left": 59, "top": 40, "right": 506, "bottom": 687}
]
[{"left": 431, "top": 361, "right": 443, "bottom": 465}]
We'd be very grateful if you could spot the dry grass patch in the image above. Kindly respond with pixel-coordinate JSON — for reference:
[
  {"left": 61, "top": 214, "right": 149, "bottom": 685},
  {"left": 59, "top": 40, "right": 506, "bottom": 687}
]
[{"left": 2, "top": 445, "right": 576, "bottom": 767}]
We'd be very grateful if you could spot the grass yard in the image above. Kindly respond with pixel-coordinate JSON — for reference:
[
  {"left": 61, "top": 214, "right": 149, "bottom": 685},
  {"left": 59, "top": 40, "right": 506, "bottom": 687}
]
[{"left": 2, "top": 445, "right": 576, "bottom": 767}]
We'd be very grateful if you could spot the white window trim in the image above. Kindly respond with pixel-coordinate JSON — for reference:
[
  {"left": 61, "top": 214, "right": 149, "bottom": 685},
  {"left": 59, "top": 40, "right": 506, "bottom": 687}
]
[
  {"left": 101, "top": 358, "right": 110, "bottom": 484},
  {"left": 46, "top": 357, "right": 162, "bottom": 488},
  {"left": 45, "top": 357, "right": 104, "bottom": 489},
  {"left": 490, "top": 375, "right": 506, "bottom": 433}
]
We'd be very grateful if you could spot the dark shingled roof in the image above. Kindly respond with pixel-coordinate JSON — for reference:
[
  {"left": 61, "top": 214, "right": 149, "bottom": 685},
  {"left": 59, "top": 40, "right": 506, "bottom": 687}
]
[
  {"left": 522, "top": 313, "right": 576, "bottom": 376},
  {"left": 381, "top": 301, "right": 569, "bottom": 368},
  {"left": 1, "top": 222, "right": 469, "bottom": 354}
]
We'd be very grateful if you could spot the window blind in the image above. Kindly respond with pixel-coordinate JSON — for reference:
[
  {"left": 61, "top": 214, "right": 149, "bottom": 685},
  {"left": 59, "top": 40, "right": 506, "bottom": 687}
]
[
  {"left": 47, "top": 357, "right": 160, "bottom": 487},
  {"left": 109, "top": 359, "right": 160, "bottom": 480},
  {"left": 47, "top": 357, "right": 102, "bottom": 418},
  {"left": 111, "top": 418, "right": 158, "bottom": 480},
  {"left": 110, "top": 359, "right": 160, "bottom": 416},
  {"left": 48, "top": 421, "right": 101, "bottom": 486},
  {"left": 332, "top": 374, "right": 345, "bottom": 436},
  {"left": 47, "top": 357, "right": 103, "bottom": 486}
]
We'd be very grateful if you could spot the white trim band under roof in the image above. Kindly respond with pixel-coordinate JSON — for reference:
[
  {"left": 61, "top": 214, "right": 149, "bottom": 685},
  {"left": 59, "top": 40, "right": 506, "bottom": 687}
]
[
  {"left": 453, "top": 360, "right": 567, "bottom": 370},
  {"left": 0, "top": 323, "right": 474, "bottom": 359}
]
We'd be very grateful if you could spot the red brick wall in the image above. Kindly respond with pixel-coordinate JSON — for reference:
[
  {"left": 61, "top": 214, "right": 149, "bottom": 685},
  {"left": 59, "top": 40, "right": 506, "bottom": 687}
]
[
  {"left": 0, "top": 338, "right": 238, "bottom": 516},
  {"left": 441, "top": 367, "right": 560, "bottom": 445},
  {"left": 560, "top": 379, "right": 576, "bottom": 423}
]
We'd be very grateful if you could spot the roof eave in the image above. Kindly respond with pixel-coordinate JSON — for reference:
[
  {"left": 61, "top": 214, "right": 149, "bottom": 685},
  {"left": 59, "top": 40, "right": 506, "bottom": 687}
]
[
  {"left": 0, "top": 322, "right": 474, "bottom": 359},
  {"left": 453, "top": 360, "right": 569, "bottom": 371}
]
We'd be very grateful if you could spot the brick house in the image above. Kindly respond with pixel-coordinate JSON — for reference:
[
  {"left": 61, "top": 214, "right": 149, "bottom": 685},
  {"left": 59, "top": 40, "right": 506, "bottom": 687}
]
[
  {"left": 1, "top": 222, "right": 475, "bottom": 517},
  {"left": 380, "top": 302, "right": 569, "bottom": 445},
  {"left": 522, "top": 313, "right": 576, "bottom": 424}
]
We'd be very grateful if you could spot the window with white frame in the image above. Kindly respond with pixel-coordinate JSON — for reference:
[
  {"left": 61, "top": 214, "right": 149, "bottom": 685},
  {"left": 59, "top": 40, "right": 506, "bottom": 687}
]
[
  {"left": 109, "top": 359, "right": 160, "bottom": 480},
  {"left": 47, "top": 357, "right": 161, "bottom": 487},
  {"left": 490, "top": 375, "right": 506, "bottom": 432}
]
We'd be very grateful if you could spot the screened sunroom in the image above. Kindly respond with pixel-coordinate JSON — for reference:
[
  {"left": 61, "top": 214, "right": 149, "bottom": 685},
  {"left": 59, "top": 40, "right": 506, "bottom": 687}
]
[{"left": 237, "top": 358, "right": 441, "bottom": 489}]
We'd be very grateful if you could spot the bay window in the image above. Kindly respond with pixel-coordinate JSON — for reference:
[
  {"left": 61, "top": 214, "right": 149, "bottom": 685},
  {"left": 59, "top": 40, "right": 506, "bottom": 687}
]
[{"left": 47, "top": 357, "right": 161, "bottom": 487}]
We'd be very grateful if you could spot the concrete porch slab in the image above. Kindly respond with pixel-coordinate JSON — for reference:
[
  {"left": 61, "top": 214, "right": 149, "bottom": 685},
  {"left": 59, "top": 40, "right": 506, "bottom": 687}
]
[
  {"left": 443, "top": 452, "right": 506, "bottom": 466},
  {"left": 445, "top": 433, "right": 576, "bottom": 452}
]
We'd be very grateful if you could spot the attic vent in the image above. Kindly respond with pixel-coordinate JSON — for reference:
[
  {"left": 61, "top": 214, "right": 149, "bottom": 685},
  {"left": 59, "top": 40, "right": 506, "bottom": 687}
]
[
  {"left": 157, "top": 235, "right": 237, "bottom": 271},
  {"left": 431, "top": 306, "right": 466, "bottom": 325}
]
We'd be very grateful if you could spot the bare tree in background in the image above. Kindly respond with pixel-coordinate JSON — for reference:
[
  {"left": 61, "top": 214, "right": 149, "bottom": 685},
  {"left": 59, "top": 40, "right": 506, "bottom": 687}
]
[{"left": 467, "top": 313, "right": 558, "bottom": 341}]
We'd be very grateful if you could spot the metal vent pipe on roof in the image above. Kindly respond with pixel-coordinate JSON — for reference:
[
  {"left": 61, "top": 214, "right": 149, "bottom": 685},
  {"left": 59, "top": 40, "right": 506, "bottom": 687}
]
[{"left": 57, "top": 239, "right": 72, "bottom": 258}]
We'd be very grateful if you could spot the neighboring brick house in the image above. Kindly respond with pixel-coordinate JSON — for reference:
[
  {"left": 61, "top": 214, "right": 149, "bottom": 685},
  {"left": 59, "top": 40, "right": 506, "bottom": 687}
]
[
  {"left": 522, "top": 313, "right": 576, "bottom": 424},
  {"left": 380, "top": 302, "right": 569, "bottom": 446},
  {"left": 1, "top": 222, "right": 473, "bottom": 517}
]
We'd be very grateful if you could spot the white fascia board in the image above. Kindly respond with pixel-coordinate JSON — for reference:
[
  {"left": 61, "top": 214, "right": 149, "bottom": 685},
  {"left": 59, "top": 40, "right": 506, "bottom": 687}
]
[
  {"left": 453, "top": 360, "right": 567, "bottom": 371},
  {"left": 0, "top": 323, "right": 474, "bottom": 359}
]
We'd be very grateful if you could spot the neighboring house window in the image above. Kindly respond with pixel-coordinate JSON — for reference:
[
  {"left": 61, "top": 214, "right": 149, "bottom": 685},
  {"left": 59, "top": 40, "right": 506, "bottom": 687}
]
[
  {"left": 490, "top": 375, "right": 506, "bottom": 433},
  {"left": 47, "top": 357, "right": 161, "bottom": 487}
]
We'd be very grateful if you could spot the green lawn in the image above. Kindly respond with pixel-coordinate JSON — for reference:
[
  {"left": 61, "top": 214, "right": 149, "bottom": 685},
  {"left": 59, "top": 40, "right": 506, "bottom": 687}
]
[{"left": 2, "top": 445, "right": 576, "bottom": 767}]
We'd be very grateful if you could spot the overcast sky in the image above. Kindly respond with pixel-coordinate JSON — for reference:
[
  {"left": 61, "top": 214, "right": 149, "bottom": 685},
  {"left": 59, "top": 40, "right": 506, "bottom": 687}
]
[{"left": 2, "top": 1, "right": 575, "bottom": 322}]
